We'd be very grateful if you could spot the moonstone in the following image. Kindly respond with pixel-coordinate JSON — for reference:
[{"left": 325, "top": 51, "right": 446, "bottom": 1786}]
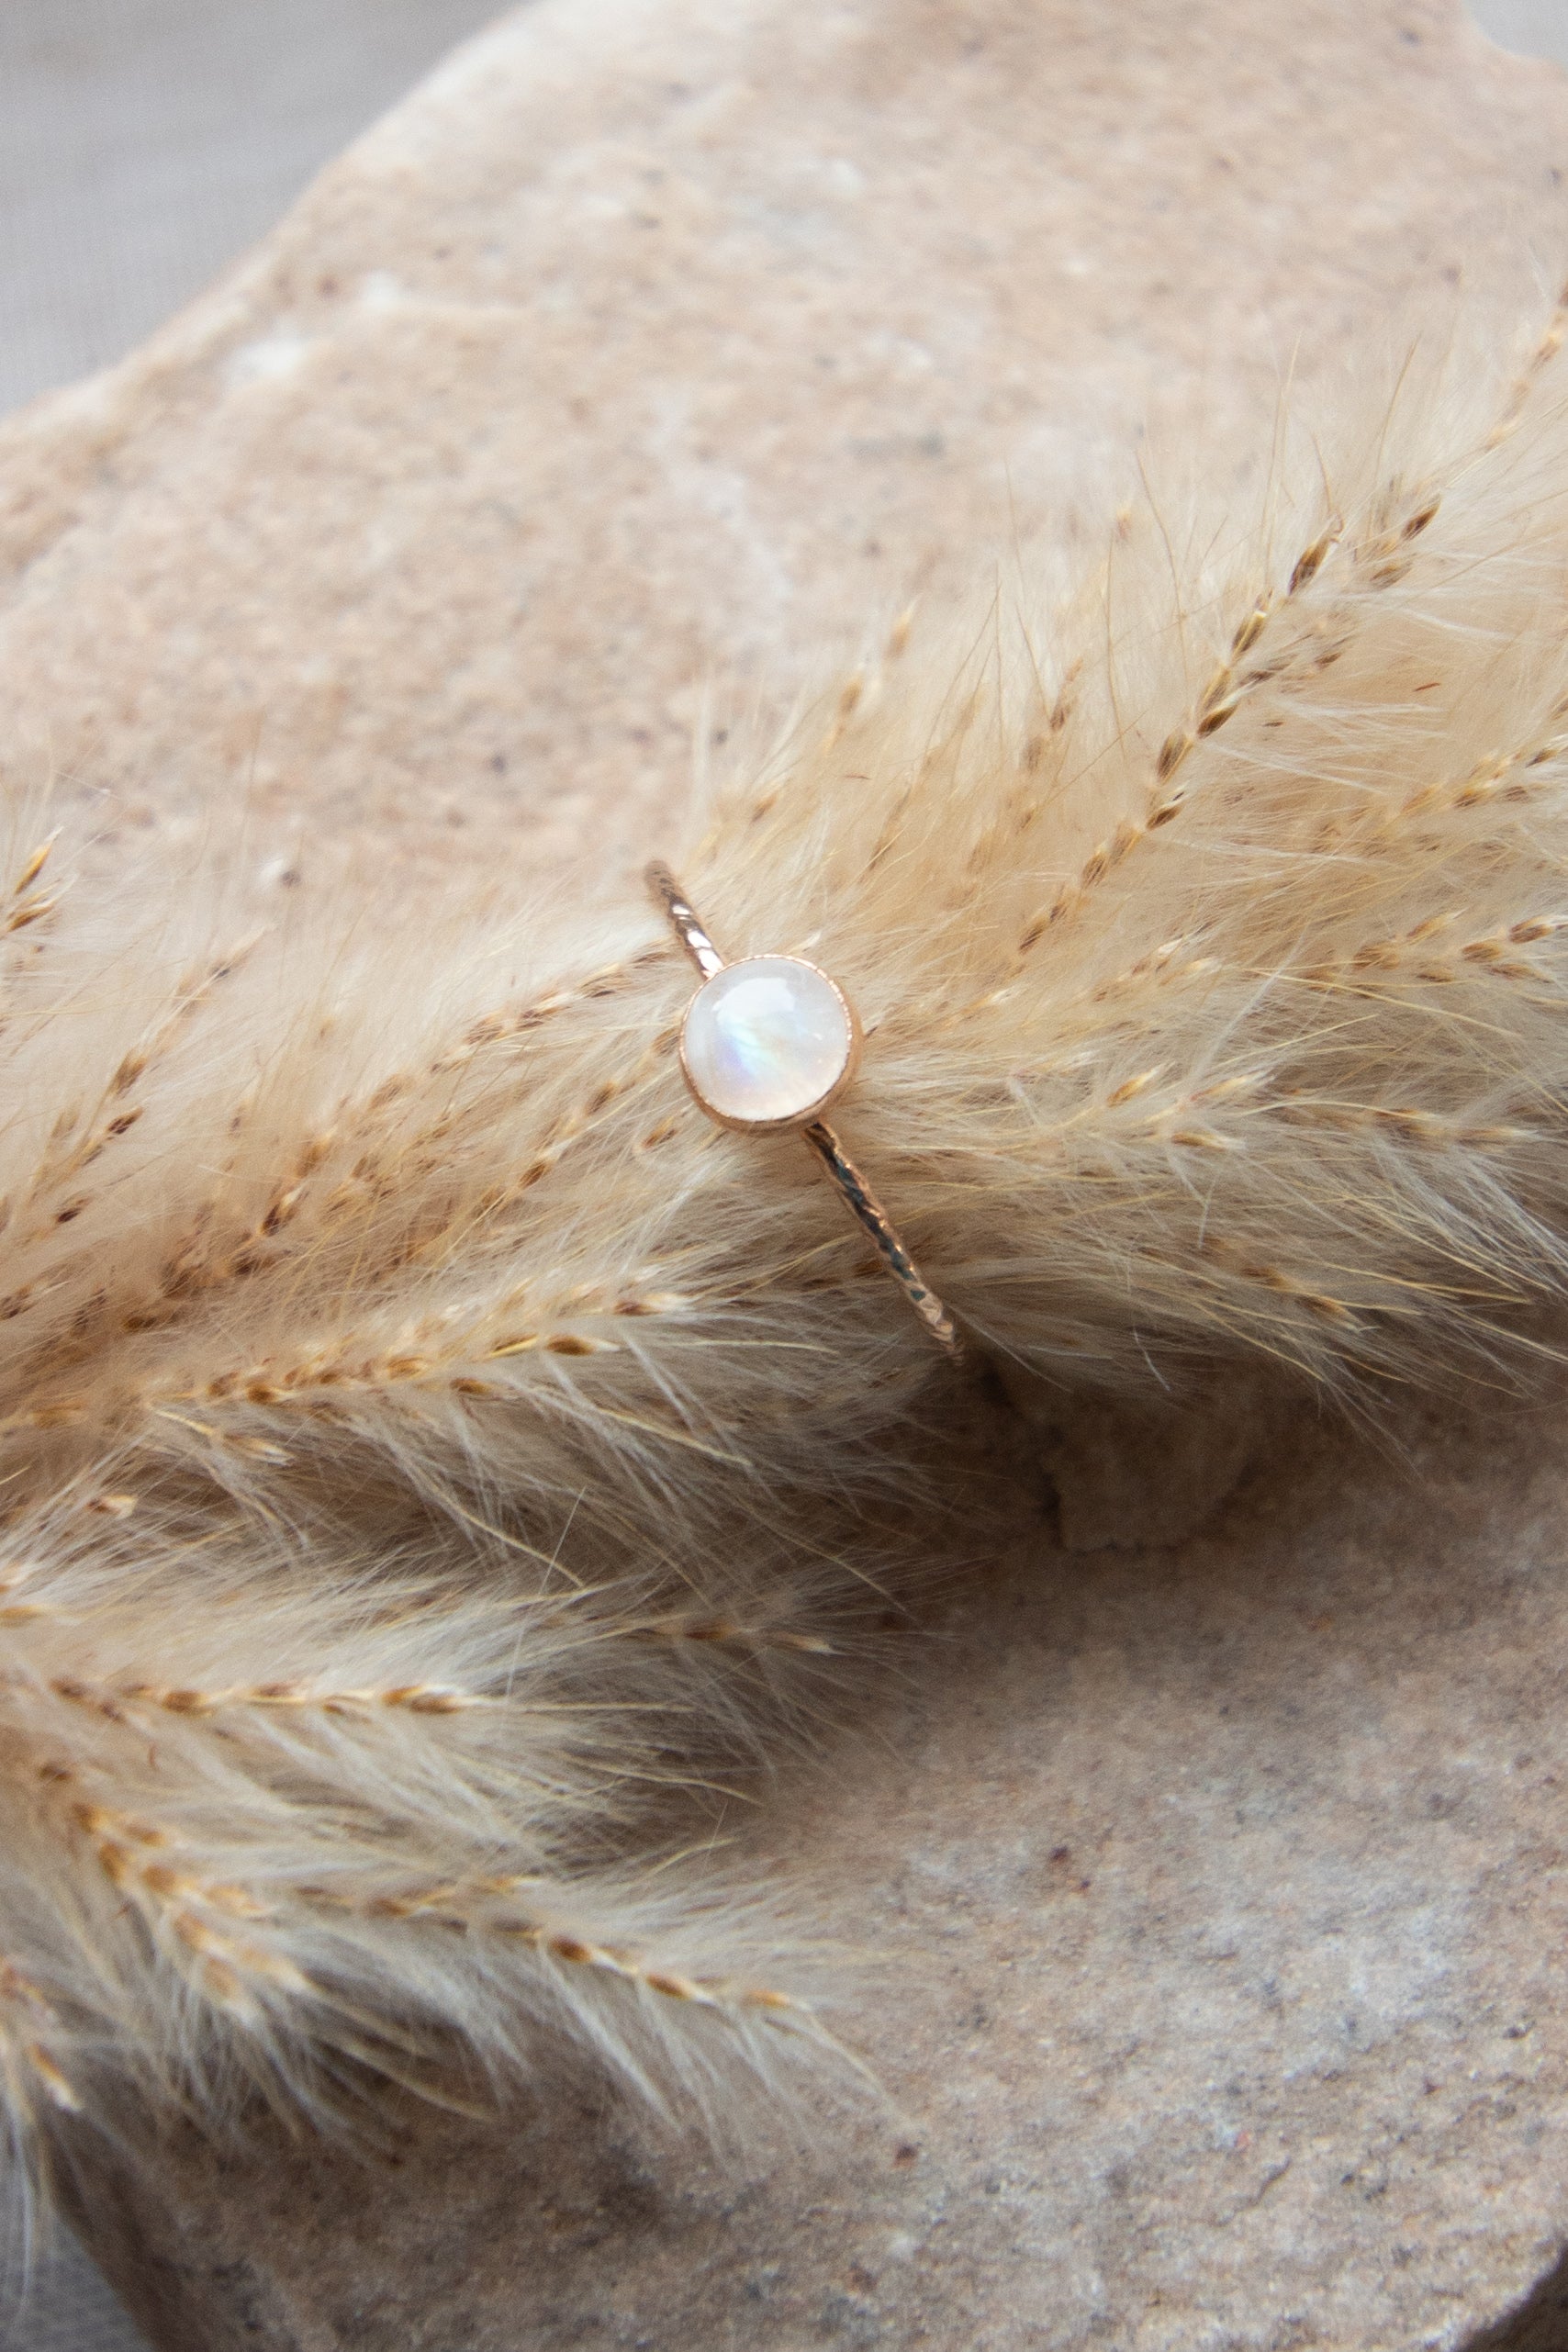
[{"left": 681, "top": 956, "right": 855, "bottom": 1127}]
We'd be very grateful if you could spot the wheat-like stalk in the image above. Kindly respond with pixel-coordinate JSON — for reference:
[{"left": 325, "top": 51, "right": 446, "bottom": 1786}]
[{"left": 1, "top": 297, "right": 1568, "bottom": 2211}]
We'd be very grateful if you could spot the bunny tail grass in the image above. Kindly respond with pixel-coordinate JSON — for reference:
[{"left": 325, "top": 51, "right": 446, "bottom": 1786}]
[{"left": 2, "top": 293, "right": 1568, "bottom": 2202}]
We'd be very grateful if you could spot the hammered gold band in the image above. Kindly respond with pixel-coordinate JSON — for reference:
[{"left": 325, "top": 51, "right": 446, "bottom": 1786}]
[{"left": 646, "top": 863, "right": 960, "bottom": 1359}]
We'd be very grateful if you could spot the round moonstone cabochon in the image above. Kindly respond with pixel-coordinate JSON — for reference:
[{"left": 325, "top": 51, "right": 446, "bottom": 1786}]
[{"left": 681, "top": 956, "right": 856, "bottom": 1127}]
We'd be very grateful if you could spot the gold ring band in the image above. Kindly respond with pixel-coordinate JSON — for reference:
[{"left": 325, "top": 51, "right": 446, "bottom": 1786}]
[{"left": 645, "top": 862, "right": 960, "bottom": 1358}]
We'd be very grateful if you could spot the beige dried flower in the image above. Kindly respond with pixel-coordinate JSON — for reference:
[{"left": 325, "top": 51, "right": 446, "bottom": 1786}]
[{"left": 1, "top": 292, "right": 1567, "bottom": 2210}]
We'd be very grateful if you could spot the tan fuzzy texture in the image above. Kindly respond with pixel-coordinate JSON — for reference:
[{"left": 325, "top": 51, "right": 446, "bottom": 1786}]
[{"left": 3, "top": 297, "right": 1568, "bottom": 2207}]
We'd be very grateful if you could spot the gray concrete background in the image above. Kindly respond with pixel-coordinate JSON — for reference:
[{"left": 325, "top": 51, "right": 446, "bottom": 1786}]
[
  {"left": 0, "top": 2241, "right": 152, "bottom": 2352},
  {"left": 1478, "top": 0, "right": 1568, "bottom": 61},
  {"left": 0, "top": 1, "right": 1563, "bottom": 2346},
  {"left": 0, "top": 0, "right": 502, "bottom": 416}
]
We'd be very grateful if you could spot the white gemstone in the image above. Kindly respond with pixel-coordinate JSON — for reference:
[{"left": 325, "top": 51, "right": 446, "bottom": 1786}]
[{"left": 681, "top": 956, "right": 855, "bottom": 1127}]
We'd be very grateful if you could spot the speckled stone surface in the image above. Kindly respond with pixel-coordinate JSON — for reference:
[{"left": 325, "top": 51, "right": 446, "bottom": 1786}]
[
  {"left": 66, "top": 1383, "right": 1568, "bottom": 2347},
  {"left": 0, "top": 0, "right": 1564, "bottom": 901},
  {"left": 14, "top": 0, "right": 1568, "bottom": 2344}
]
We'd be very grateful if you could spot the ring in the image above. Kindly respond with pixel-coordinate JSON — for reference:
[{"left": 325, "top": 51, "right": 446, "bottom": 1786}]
[{"left": 645, "top": 862, "right": 961, "bottom": 1358}]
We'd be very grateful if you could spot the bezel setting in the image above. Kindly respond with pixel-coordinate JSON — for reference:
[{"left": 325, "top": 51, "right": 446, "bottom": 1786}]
[{"left": 678, "top": 953, "right": 863, "bottom": 1135}]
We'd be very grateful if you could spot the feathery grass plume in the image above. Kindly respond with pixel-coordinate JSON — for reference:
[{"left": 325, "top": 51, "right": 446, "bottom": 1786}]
[{"left": 3, "top": 291, "right": 1568, "bottom": 2211}]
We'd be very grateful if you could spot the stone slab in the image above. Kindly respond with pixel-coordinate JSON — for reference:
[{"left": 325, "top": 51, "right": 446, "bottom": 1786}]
[
  {"left": 0, "top": 0, "right": 1564, "bottom": 896},
  {"left": 8, "top": 0, "right": 1568, "bottom": 2344},
  {"left": 67, "top": 1384, "right": 1568, "bottom": 2348}
]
